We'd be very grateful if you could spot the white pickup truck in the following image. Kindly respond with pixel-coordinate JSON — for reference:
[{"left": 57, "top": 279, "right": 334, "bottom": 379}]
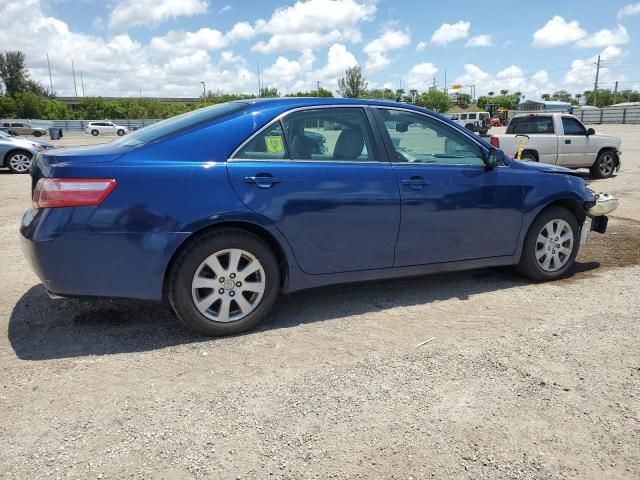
[{"left": 489, "top": 113, "right": 622, "bottom": 178}]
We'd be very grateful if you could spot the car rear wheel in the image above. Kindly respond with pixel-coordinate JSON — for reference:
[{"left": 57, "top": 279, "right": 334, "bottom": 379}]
[
  {"left": 590, "top": 151, "right": 617, "bottom": 179},
  {"left": 91, "top": 129, "right": 99, "bottom": 136},
  {"left": 33, "top": 131, "right": 42, "bottom": 137},
  {"left": 168, "top": 229, "right": 280, "bottom": 336},
  {"left": 520, "top": 152, "right": 537, "bottom": 162},
  {"left": 516, "top": 206, "right": 579, "bottom": 281},
  {"left": 7, "top": 151, "right": 32, "bottom": 174}
]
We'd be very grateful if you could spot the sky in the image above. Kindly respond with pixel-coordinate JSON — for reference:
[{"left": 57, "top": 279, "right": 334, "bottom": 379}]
[{"left": 1, "top": 0, "right": 639, "bottom": 99}]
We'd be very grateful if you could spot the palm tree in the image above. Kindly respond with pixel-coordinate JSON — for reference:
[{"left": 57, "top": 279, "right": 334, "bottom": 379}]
[
  {"left": 488, "top": 91, "right": 494, "bottom": 97},
  {"left": 541, "top": 93, "right": 551, "bottom": 101},
  {"left": 499, "top": 89, "right": 508, "bottom": 96}
]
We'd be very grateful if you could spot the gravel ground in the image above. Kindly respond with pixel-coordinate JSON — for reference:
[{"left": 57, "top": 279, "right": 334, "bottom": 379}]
[{"left": 1, "top": 125, "right": 639, "bottom": 479}]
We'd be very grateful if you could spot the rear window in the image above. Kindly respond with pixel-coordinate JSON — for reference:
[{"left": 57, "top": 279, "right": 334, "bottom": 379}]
[
  {"left": 507, "top": 116, "right": 554, "bottom": 134},
  {"left": 114, "top": 102, "right": 247, "bottom": 147}
]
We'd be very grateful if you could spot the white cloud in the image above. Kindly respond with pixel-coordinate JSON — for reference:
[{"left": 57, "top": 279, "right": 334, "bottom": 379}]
[
  {"left": 249, "top": 0, "right": 376, "bottom": 53},
  {"left": 406, "top": 62, "right": 438, "bottom": 89},
  {"left": 465, "top": 34, "right": 493, "bottom": 47},
  {"left": 108, "top": 0, "right": 208, "bottom": 33},
  {"left": 0, "top": 0, "right": 258, "bottom": 97},
  {"left": 532, "top": 16, "right": 586, "bottom": 48},
  {"left": 617, "top": 3, "right": 640, "bottom": 18},
  {"left": 531, "top": 70, "right": 554, "bottom": 92},
  {"left": 431, "top": 21, "right": 470, "bottom": 45},
  {"left": 226, "top": 22, "right": 256, "bottom": 42},
  {"left": 575, "top": 25, "right": 630, "bottom": 48},
  {"left": 454, "top": 64, "right": 553, "bottom": 97},
  {"left": 150, "top": 28, "right": 228, "bottom": 55},
  {"left": 563, "top": 46, "right": 624, "bottom": 90},
  {"left": 219, "top": 5, "right": 231, "bottom": 14},
  {"left": 311, "top": 43, "right": 358, "bottom": 91},
  {"left": 262, "top": 50, "right": 315, "bottom": 86},
  {"left": 416, "top": 41, "right": 427, "bottom": 51},
  {"left": 363, "top": 29, "right": 411, "bottom": 73}
]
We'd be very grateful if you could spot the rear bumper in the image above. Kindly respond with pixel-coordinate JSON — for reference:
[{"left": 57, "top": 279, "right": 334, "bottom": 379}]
[{"left": 20, "top": 207, "right": 188, "bottom": 301}]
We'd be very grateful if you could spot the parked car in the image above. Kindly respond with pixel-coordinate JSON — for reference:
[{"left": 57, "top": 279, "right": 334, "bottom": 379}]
[
  {"left": 21, "top": 98, "right": 617, "bottom": 336},
  {"left": 0, "top": 130, "right": 54, "bottom": 173},
  {"left": 489, "top": 113, "right": 621, "bottom": 178},
  {"left": 1, "top": 122, "right": 48, "bottom": 137},
  {"left": 85, "top": 121, "right": 129, "bottom": 136},
  {"left": 448, "top": 111, "right": 491, "bottom": 134}
]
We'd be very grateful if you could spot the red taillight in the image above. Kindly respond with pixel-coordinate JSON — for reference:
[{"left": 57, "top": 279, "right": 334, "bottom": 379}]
[
  {"left": 33, "top": 178, "right": 117, "bottom": 209},
  {"left": 489, "top": 136, "right": 500, "bottom": 148}
]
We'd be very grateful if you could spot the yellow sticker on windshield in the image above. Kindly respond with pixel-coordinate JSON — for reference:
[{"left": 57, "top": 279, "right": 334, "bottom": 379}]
[{"left": 265, "top": 135, "right": 284, "bottom": 153}]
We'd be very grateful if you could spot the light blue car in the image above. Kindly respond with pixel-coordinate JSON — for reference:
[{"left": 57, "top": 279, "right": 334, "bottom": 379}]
[{"left": 0, "top": 130, "right": 54, "bottom": 173}]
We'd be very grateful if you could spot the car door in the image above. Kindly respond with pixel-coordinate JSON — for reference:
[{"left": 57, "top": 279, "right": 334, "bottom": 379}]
[
  {"left": 227, "top": 106, "right": 401, "bottom": 275},
  {"left": 560, "top": 116, "right": 594, "bottom": 167},
  {"left": 372, "top": 107, "right": 524, "bottom": 267},
  {"left": 11, "top": 123, "right": 26, "bottom": 135}
]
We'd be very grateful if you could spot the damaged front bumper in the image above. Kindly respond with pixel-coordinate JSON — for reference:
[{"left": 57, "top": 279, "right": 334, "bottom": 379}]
[{"left": 580, "top": 192, "right": 619, "bottom": 244}]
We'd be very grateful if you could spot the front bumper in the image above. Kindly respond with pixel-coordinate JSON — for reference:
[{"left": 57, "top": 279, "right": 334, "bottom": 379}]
[{"left": 587, "top": 192, "right": 618, "bottom": 217}]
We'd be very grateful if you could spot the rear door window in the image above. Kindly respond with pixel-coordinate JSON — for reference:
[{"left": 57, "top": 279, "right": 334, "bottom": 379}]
[
  {"left": 234, "top": 122, "right": 289, "bottom": 160},
  {"left": 281, "top": 108, "right": 375, "bottom": 162},
  {"left": 507, "top": 116, "right": 555, "bottom": 134}
]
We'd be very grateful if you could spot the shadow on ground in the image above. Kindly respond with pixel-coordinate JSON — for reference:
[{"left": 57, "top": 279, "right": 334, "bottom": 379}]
[{"left": 9, "top": 260, "right": 604, "bottom": 361}]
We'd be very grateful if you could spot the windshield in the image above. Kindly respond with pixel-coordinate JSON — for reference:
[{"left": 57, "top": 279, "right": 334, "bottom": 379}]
[{"left": 113, "top": 102, "right": 247, "bottom": 147}]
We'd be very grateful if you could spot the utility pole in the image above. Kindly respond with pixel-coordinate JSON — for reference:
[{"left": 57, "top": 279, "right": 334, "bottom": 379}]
[
  {"left": 613, "top": 80, "right": 619, "bottom": 105},
  {"left": 201, "top": 81, "right": 206, "bottom": 103},
  {"left": 257, "top": 61, "right": 261, "bottom": 97},
  {"left": 46, "top": 53, "right": 54, "bottom": 95},
  {"left": 80, "top": 71, "right": 85, "bottom": 96},
  {"left": 71, "top": 58, "right": 78, "bottom": 97},
  {"left": 593, "top": 54, "right": 601, "bottom": 106},
  {"left": 444, "top": 69, "right": 447, "bottom": 93},
  {"left": 317, "top": 80, "right": 320, "bottom": 97}
]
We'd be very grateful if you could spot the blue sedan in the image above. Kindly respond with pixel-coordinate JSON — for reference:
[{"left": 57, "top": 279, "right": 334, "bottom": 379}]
[{"left": 20, "top": 98, "right": 614, "bottom": 335}]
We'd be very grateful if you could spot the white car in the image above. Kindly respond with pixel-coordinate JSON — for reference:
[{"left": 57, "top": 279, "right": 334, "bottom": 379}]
[
  {"left": 490, "top": 113, "right": 621, "bottom": 178},
  {"left": 449, "top": 111, "right": 491, "bottom": 135},
  {"left": 85, "top": 121, "right": 128, "bottom": 136}
]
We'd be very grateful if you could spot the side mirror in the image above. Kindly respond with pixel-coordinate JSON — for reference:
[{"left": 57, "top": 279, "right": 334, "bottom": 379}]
[
  {"left": 485, "top": 147, "right": 498, "bottom": 170},
  {"left": 587, "top": 128, "right": 595, "bottom": 135},
  {"left": 396, "top": 122, "right": 409, "bottom": 133}
]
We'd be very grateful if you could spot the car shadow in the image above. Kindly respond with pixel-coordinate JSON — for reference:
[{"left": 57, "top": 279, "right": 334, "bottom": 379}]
[{"left": 9, "top": 263, "right": 601, "bottom": 361}]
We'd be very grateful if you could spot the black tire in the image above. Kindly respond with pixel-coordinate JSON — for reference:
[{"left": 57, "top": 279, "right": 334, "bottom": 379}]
[
  {"left": 168, "top": 229, "right": 280, "bottom": 336},
  {"left": 516, "top": 206, "right": 580, "bottom": 282},
  {"left": 91, "top": 129, "right": 99, "bottom": 136},
  {"left": 590, "top": 150, "right": 617, "bottom": 179},
  {"left": 520, "top": 152, "right": 537, "bottom": 162},
  {"left": 33, "top": 131, "right": 42, "bottom": 137},
  {"left": 6, "top": 150, "right": 33, "bottom": 174},
  {"left": 464, "top": 123, "right": 476, "bottom": 132},
  {"left": 117, "top": 129, "right": 125, "bottom": 136}
]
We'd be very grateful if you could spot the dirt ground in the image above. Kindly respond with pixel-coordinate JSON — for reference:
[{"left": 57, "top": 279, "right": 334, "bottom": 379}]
[{"left": 0, "top": 125, "right": 639, "bottom": 479}]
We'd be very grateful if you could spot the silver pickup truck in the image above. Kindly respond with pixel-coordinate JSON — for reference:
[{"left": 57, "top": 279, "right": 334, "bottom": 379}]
[{"left": 490, "top": 113, "right": 621, "bottom": 178}]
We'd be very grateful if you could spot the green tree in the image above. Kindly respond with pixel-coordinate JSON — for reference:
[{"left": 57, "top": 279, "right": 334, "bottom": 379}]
[
  {"left": 337, "top": 66, "right": 367, "bottom": 98},
  {"left": 42, "top": 99, "right": 71, "bottom": 120},
  {"left": 14, "top": 92, "right": 43, "bottom": 118},
  {"left": 488, "top": 91, "right": 495, "bottom": 97},
  {"left": 0, "top": 95, "right": 17, "bottom": 117},
  {"left": 457, "top": 93, "right": 472, "bottom": 107},
  {"left": 499, "top": 89, "right": 508, "bottom": 96},
  {"left": 541, "top": 93, "right": 551, "bottom": 101},
  {"left": 0, "top": 51, "right": 29, "bottom": 95},
  {"left": 419, "top": 89, "right": 452, "bottom": 113},
  {"left": 259, "top": 87, "right": 280, "bottom": 98},
  {"left": 551, "top": 90, "right": 572, "bottom": 103},
  {"left": 395, "top": 88, "right": 405, "bottom": 102},
  {"left": 291, "top": 87, "right": 333, "bottom": 97}
]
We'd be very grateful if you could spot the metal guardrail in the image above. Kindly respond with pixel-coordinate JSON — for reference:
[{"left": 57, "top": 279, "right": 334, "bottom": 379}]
[
  {"left": 1, "top": 119, "right": 161, "bottom": 132},
  {"left": 574, "top": 107, "right": 640, "bottom": 125}
]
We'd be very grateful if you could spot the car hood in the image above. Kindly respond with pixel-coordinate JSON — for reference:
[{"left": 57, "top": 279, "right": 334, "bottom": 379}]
[
  {"left": 2, "top": 137, "right": 39, "bottom": 151},
  {"left": 506, "top": 157, "right": 585, "bottom": 177}
]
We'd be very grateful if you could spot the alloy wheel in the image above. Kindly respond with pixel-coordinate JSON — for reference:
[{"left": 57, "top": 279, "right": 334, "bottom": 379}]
[
  {"left": 9, "top": 154, "right": 31, "bottom": 173},
  {"left": 535, "top": 219, "right": 574, "bottom": 272},
  {"left": 191, "top": 248, "right": 266, "bottom": 323},
  {"left": 599, "top": 153, "right": 615, "bottom": 176}
]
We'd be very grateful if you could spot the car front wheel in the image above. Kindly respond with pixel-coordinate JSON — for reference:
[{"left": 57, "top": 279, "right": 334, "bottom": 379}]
[
  {"left": 33, "top": 131, "right": 42, "bottom": 137},
  {"left": 590, "top": 151, "right": 617, "bottom": 179},
  {"left": 7, "top": 151, "right": 32, "bottom": 174},
  {"left": 117, "top": 129, "right": 125, "bottom": 136},
  {"left": 168, "top": 229, "right": 280, "bottom": 336},
  {"left": 91, "top": 129, "right": 99, "bottom": 136},
  {"left": 516, "top": 206, "right": 580, "bottom": 281}
]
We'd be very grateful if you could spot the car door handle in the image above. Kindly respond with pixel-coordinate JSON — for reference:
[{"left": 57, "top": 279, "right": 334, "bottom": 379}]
[
  {"left": 401, "top": 177, "right": 430, "bottom": 189},
  {"left": 244, "top": 175, "right": 282, "bottom": 188},
  {"left": 565, "top": 139, "right": 571, "bottom": 144}
]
